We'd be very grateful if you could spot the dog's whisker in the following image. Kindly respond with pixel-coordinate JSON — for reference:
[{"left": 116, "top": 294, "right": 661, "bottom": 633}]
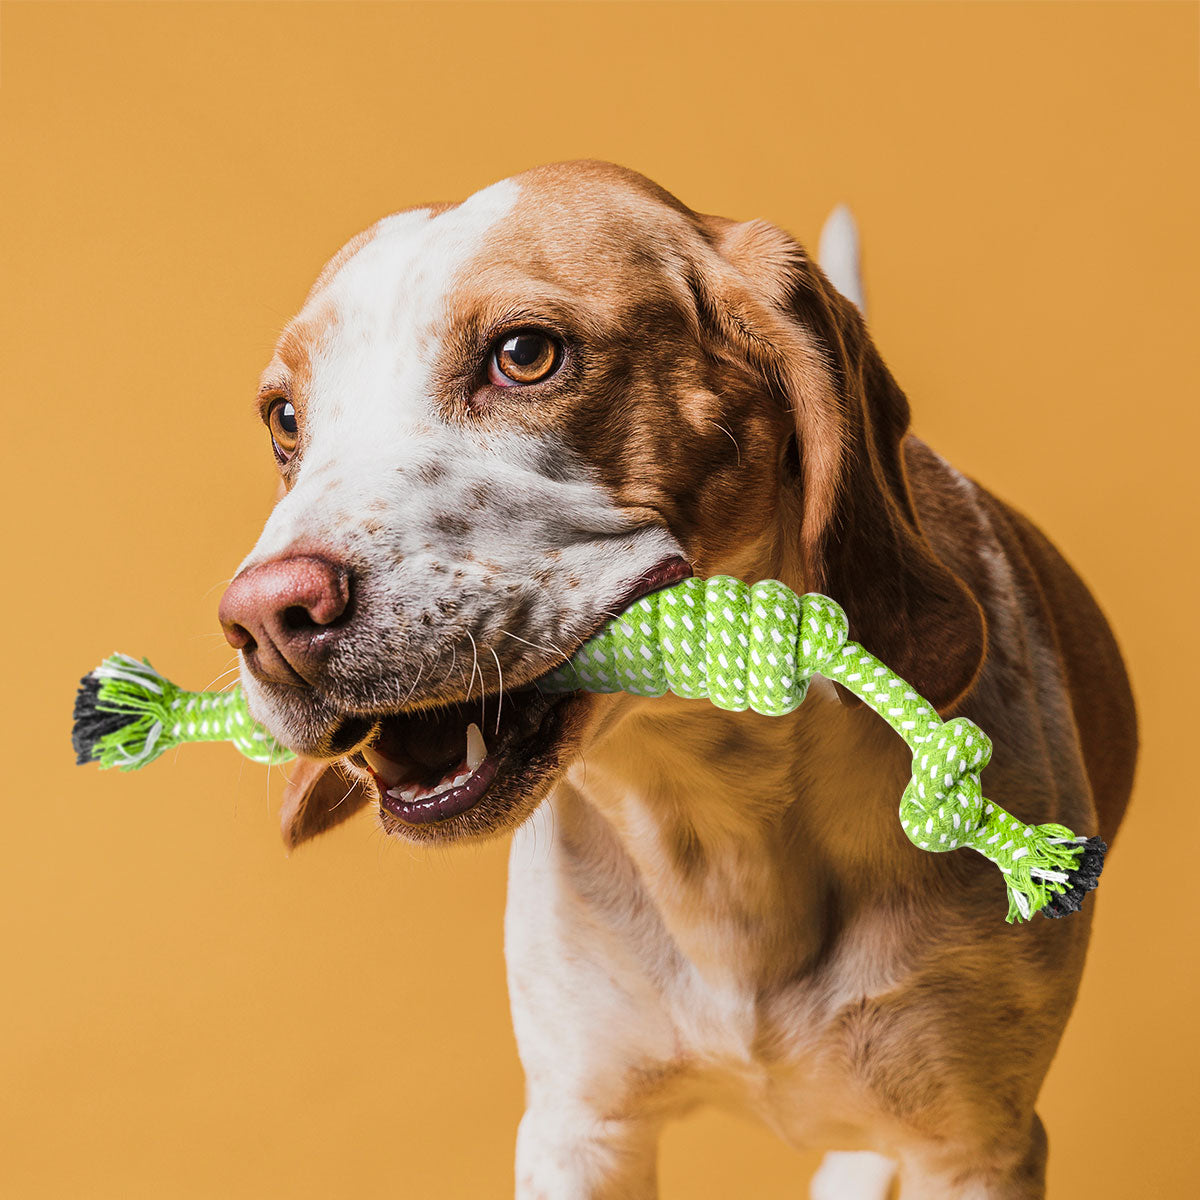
[
  {"left": 497, "top": 627, "right": 564, "bottom": 663},
  {"left": 201, "top": 576, "right": 237, "bottom": 601},
  {"left": 489, "top": 646, "right": 505, "bottom": 736},
  {"left": 328, "top": 777, "right": 358, "bottom": 813},
  {"left": 464, "top": 630, "right": 486, "bottom": 730},
  {"left": 201, "top": 662, "right": 241, "bottom": 693},
  {"left": 401, "top": 664, "right": 426, "bottom": 707},
  {"left": 465, "top": 630, "right": 480, "bottom": 701},
  {"left": 707, "top": 417, "right": 742, "bottom": 466}
]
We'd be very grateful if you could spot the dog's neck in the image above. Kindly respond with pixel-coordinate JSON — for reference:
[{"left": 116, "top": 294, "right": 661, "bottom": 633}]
[
  {"left": 560, "top": 703, "right": 820, "bottom": 986},
  {"left": 555, "top": 539, "right": 911, "bottom": 994}
]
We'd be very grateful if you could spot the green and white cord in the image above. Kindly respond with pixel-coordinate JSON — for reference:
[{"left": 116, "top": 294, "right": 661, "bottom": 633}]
[
  {"left": 538, "top": 578, "right": 1100, "bottom": 923},
  {"left": 80, "top": 653, "right": 293, "bottom": 769},
  {"left": 73, "top": 578, "right": 1106, "bottom": 923}
]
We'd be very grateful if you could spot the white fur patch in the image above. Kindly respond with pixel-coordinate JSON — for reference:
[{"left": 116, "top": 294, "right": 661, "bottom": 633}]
[
  {"left": 818, "top": 204, "right": 865, "bottom": 314},
  {"left": 239, "top": 174, "right": 681, "bottom": 726},
  {"left": 810, "top": 1150, "right": 898, "bottom": 1200}
]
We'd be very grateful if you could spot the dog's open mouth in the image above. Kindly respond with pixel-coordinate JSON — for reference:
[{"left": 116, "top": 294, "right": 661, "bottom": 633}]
[
  {"left": 346, "top": 555, "right": 691, "bottom": 836},
  {"left": 356, "top": 686, "right": 571, "bottom": 827}
]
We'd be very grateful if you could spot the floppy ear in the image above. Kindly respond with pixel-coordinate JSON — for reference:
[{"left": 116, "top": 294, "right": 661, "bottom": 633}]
[
  {"left": 690, "top": 216, "right": 986, "bottom": 711},
  {"left": 280, "top": 757, "right": 372, "bottom": 850}
]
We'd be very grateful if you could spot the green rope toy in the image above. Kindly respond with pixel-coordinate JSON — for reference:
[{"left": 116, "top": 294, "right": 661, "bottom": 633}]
[{"left": 72, "top": 576, "right": 1105, "bottom": 924}]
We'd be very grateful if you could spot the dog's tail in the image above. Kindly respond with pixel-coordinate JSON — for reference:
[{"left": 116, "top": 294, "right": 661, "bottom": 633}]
[{"left": 818, "top": 204, "right": 866, "bottom": 316}]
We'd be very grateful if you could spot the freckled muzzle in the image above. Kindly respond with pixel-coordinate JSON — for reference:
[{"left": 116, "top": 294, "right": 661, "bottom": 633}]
[
  {"left": 336, "top": 555, "right": 692, "bottom": 835},
  {"left": 235, "top": 553, "right": 692, "bottom": 834}
]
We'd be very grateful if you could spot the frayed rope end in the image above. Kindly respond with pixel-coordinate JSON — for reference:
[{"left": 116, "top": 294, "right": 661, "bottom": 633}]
[
  {"left": 71, "top": 654, "right": 181, "bottom": 771},
  {"left": 73, "top": 671, "right": 131, "bottom": 764},
  {"left": 979, "top": 815, "right": 1108, "bottom": 924},
  {"left": 1040, "top": 835, "right": 1107, "bottom": 920}
]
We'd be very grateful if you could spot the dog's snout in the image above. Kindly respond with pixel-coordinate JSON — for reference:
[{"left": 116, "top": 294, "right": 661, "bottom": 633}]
[{"left": 219, "top": 555, "right": 352, "bottom": 687}]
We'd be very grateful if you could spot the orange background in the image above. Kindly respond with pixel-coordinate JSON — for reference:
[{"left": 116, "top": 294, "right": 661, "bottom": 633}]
[{"left": 3, "top": 2, "right": 1198, "bottom": 1196}]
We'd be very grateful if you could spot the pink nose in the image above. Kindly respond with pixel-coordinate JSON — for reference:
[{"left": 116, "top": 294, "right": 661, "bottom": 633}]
[{"left": 219, "top": 555, "right": 351, "bottom": 687}]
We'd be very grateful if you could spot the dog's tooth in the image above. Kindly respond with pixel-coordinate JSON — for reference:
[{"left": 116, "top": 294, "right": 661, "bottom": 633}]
[
  {"left": 386, "top": 783, "right": 419, "bottom": 803},
  {"left": 364, "top": 746, "right": 407, "bottom": 788},
  {"left": 450, "top": 773, "right": 469, "bottom": 788},
  {"left": 465, "top": 722, "right": 487, "bottom": 771}
]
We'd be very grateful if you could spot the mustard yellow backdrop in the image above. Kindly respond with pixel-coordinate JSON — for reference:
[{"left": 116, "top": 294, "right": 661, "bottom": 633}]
[{"left": 3, "top": 2, "right": 1197, "bottom": 1196}]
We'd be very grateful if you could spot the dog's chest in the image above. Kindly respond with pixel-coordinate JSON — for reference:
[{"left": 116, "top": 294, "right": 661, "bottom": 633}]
[
  {"left": 507, "top": 818, "right": 900, "bottom": 1148},
  {"left": 655, "top": 942, "right": 892, "bottom": 1147}
]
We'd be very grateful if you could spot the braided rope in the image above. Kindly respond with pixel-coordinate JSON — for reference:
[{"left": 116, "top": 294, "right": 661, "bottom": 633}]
[
  {"left": 538, "top": 578, "right": 1098, "bottom": 923},
  {"left": 76, "top": 654, "right": 293, "bottom": 769},
  {"left": 73, "top": 578, "right": 1103, "bottom": 922}
]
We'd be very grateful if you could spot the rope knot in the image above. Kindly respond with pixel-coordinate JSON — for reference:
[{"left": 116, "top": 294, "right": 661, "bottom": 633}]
[
  {"left": 912, "top": 717, "right": 992, "bottom": 801},
  {"left": 898, "top": 717, "right": 991, "bottom": 852},
  {"left": 795, "top": 593, "right": 850, "bottom": 668}
]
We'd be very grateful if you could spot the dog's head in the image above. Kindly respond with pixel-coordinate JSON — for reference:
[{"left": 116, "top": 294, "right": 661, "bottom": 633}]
[{"left": 219, "top": 162, "right": 983, "bottom": 847}]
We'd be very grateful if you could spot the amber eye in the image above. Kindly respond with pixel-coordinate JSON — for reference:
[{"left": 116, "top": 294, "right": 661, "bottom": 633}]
[
  {"left": 488, "top": 331, "right": 560, "bottom": 387},
  {"left": 267, "top": 398, "right": 299, "bottom": 460}
]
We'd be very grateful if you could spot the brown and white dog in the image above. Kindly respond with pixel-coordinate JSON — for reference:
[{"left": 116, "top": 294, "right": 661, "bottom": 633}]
[{"left": 217, "top": 162, "right": 1137, "bottom": 1199}]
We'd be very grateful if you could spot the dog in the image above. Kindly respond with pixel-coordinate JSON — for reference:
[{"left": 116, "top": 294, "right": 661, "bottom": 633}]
[{"left": 217, "top": 162, "right": 1137, "bottom": 1199}]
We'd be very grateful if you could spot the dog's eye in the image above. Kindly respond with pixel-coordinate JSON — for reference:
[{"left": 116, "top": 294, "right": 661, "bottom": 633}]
[
  {"left": 267, "top": 398, "right": 299, "bottom": 460},
  {"left": 488, "top": 331, "right": 560, "bottom": 387}
]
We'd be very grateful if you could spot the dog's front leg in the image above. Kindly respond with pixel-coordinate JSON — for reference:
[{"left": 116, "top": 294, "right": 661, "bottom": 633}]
[
  {"left": 506, "top": 820, "right": 679, "bottom": 1200},
  {"left": 895, "top": 1115, "right": 1049, "bottom": 1200},
  {"left": 515, "top": 1099, "right": 661, "bottom": 1200}
]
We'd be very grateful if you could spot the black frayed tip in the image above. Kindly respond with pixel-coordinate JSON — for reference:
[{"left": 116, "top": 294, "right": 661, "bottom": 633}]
[
  {"left": 72, "top": 673, "right": 127, "bottom": 765},
  {"left": 1041, "top": 836, "right": 1107, "bottom": 919}
]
